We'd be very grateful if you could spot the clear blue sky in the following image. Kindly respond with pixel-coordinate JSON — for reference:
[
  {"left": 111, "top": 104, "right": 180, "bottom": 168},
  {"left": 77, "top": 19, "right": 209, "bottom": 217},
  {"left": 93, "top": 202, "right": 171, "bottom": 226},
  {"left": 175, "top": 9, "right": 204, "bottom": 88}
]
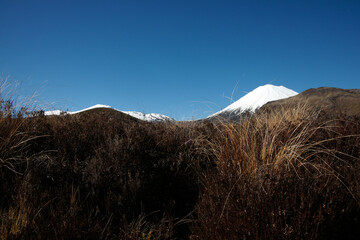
[{"left": 1, "top": 0, "right": 359, "bottom": 120}]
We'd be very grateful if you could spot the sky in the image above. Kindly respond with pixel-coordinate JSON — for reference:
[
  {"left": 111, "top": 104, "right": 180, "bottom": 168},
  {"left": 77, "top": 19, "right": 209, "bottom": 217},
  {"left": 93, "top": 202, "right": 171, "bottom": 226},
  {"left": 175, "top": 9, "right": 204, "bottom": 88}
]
[{"left": 1, "top": 0, "right": 359, "bottom": 120}]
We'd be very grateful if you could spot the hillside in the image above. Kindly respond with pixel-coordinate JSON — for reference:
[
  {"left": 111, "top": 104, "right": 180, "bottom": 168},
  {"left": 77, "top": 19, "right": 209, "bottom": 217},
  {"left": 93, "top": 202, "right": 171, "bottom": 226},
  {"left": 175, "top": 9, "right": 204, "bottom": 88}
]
[
  {"left": 261, "top": 87, "right": 360, "bottom": 116},
  {"left": 45, "top": 104, "right": 173, "bottom": 122},
  {"left": 69, "top": 107, "right": 142, "bottom": 123}
]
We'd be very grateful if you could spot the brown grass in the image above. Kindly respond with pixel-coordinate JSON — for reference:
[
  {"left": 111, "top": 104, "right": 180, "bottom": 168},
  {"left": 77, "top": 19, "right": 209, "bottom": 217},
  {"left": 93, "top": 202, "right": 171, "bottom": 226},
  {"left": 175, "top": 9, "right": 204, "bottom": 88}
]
[
  {"left": 0, "top": 82, "right": 359, "bottom": 239},
  {"left": 191, "top": 106, "right": 360, "bottom": 239}
]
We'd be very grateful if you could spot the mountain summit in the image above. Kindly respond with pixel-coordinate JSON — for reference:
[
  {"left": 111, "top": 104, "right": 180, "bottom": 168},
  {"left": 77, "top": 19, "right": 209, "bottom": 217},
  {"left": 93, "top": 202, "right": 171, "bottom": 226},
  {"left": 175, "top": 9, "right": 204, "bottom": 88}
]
[{"left": 209, "top": 84, "right": 298, "bottom": 118}]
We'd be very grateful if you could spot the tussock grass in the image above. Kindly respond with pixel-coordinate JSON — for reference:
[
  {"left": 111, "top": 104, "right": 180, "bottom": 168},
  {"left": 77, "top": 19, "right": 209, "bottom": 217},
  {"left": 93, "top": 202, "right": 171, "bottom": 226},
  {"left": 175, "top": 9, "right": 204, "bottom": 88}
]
[
  {"left": 0, "top": 82, "right": 359, "bottom": 239},
  {"left": 191, "top": 105, "right": 360, "bottom": 239},
  {"left": 0, "top": 77, "right": 42, "bottom": 174},
  {"left": 0, "top": 78, "right": 43, "bottom": 239}
]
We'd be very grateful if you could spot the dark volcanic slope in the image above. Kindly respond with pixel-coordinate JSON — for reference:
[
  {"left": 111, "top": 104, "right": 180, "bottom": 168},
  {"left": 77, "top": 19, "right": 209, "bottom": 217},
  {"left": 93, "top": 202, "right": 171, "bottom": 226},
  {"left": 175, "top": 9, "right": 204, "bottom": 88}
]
[
  {"left": 260, "top": 87, "right": 360, "bottom": 116},
  {"left": 72, "top": 107, "right": 142, "bottom": 123}
]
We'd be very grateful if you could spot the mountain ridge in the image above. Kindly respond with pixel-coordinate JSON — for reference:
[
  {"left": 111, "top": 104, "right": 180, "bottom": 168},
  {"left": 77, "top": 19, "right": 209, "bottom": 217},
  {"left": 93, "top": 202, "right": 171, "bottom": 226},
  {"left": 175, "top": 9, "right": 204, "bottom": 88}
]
[
  {"left": 45, "top": 104, "right": 173, "bottom": 122},
  {"left": 43, "top": 85, "right": 360, "bottom": 122}
]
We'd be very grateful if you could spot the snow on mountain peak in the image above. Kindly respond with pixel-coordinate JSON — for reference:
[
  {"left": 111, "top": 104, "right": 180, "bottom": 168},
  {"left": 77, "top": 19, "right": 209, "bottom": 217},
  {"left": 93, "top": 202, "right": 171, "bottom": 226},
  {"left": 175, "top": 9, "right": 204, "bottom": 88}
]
[
  {"left": 210, "top": 84, "right": 298, "bottom": 117},
  {"left": 70, "top": 104, "right": 111, "bottom": 114},
  {"left": 122, "top": 111, "right": 173, "bottom": 122}
]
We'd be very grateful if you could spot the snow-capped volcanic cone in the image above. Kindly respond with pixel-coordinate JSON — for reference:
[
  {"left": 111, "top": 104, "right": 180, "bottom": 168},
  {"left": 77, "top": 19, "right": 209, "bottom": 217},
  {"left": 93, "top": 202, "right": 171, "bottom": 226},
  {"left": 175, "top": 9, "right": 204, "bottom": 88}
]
[
  {"left": 209, "top": 84, "right": 298, "bottom": 118},
  {"left": 45, "top": 104, "right": 173, "bottom": 122}
]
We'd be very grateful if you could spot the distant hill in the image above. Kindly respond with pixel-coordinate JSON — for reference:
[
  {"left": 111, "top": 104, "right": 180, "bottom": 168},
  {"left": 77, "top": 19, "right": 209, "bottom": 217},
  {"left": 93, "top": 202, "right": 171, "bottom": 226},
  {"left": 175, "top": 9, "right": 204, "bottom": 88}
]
[
  {"left": 45, "top": 104, "right": 173, "bottom": 122},
  {"left": 260, "top": 87, "right": 360, "bottom": 116},
  {"left": 71, "top": 107, "right": 142, "bottom": 124}
]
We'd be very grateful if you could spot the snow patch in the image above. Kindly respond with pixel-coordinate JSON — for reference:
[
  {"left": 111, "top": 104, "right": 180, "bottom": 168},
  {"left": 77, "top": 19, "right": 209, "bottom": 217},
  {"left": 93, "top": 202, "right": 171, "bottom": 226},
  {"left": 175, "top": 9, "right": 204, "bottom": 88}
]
[
  {"left": 70, "top": 104, "right": 111, "bottom": 114},
  {"left": 44, "top": 110, "right": 64, "bottom": 116},
  {"left": 123, "top": 111, "right": 173, "bottom": 121}
]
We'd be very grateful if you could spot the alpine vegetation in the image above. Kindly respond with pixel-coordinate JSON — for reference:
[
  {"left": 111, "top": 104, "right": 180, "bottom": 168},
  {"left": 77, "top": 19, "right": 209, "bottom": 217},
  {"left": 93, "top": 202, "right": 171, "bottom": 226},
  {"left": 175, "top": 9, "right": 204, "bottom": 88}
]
[{"left": 1, "top": 83, "right": 359, "bottom": 239}]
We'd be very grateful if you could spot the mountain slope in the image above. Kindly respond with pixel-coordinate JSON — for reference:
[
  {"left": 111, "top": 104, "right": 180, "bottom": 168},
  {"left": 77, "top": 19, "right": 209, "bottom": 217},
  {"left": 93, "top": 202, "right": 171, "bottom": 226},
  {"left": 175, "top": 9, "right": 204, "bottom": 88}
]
[
  {"left": 260, "top": 87, "right": 360, "bottom": 116},
  {"left": 208, "top": 84, "right": 298, "bottom": 119}
]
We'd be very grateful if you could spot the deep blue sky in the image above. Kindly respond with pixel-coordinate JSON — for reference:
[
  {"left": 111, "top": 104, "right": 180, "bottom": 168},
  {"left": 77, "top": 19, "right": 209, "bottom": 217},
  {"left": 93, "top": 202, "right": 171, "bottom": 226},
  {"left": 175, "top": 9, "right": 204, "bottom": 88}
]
[{"left": 1, "top": 0, "right": 359, "bottom": 119}]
